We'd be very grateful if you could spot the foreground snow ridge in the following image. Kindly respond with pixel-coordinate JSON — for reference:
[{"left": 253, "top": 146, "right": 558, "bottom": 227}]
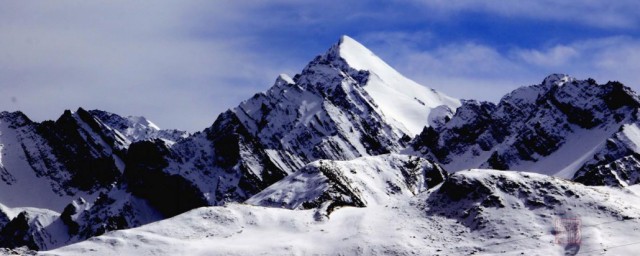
[{"left": 44, "top": 168, "right": 640, "bottom": 256}]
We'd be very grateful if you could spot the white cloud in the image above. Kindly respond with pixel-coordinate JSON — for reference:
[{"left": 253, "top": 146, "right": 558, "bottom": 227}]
[{"left": 517, "top": 45, "right": 579, "bottom": 67}]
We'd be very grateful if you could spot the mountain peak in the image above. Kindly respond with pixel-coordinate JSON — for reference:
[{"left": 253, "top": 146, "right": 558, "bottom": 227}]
[
  {"left": 320, "top": 35, "right": 461, "bottom": 135},
  {"left": 336, "top": 35, "right": 376, "bottom": 62}
]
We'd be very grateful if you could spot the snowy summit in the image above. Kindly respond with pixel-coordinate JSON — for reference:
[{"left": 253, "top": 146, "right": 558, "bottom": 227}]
[{"left": 326, "top": 35, "right": 461, "bottom": 134}]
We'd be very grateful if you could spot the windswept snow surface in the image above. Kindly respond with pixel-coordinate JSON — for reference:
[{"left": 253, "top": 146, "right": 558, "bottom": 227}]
[
  {"left": 338, "top": 36, "right": 460, "bottom": 134},
  {"left": 43, "top": 169, "right": 640, "bottom": 256}
]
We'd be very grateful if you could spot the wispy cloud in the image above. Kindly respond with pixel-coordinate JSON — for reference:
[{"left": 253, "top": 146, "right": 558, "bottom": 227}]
[
  {"left": 361, "top": 32, "right": 640, "bottom": 102},
  {"left": 517, "top": 46, "right": 579, "bottom": 67},
  {"left": 0, "top": 1, "right": 311, "bottom": 131}
]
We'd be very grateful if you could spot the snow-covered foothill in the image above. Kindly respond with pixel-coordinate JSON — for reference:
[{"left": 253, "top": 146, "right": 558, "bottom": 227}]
[{"left": 43, "top": 169, "right": 640, "bottom": 256}]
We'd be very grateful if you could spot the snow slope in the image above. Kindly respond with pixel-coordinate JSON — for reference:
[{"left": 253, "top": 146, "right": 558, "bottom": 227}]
[
  {"left": 43, "top": 169, "right": 640, "bottom": 256},
  {"left": 0, "top": 111, "right": 108, "bottom": 212},
  {"left": 507, "top": 122, "right": 622, "bottom": 179},
  {"left": 0, "top": 113, "right": 74, "bottom": 210}
]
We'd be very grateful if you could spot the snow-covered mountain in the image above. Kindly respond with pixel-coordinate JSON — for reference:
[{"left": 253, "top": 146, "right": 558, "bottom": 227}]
[
  {"left": 411, "top": 74, "right": 640, "bottom": 180},
  {"left": 0, "top": 35, "right": 460, "bottom": 252},
  {"left": 120, "top": 35, "right": 460, "bottom": 218}
]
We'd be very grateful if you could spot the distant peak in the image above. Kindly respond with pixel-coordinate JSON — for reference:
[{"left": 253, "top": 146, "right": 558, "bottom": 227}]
[
  {"left": 88, "top": 109, "right": 162, "bottom": 131},
  {"left": 542, "top": 73, "right": 574, "bottom": 87}
]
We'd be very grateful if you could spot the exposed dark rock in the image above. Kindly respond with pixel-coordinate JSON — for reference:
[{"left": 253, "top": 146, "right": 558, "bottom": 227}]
[
  {"left": 0, "top": 212, "right": 38, "bottom": 250},
  {"left": 124, "top": 140, "right": 208, "bottom": 218}
]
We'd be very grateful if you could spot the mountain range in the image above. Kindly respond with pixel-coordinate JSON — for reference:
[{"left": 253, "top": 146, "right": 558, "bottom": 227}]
[{"left": 1, "top": 36, "right": 640, "bottom": 255}]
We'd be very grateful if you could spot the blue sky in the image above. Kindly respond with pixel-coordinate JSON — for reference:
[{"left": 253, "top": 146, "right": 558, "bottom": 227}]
[{"left": 2, "top": 1, "right": 640, "bottom": 131}]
